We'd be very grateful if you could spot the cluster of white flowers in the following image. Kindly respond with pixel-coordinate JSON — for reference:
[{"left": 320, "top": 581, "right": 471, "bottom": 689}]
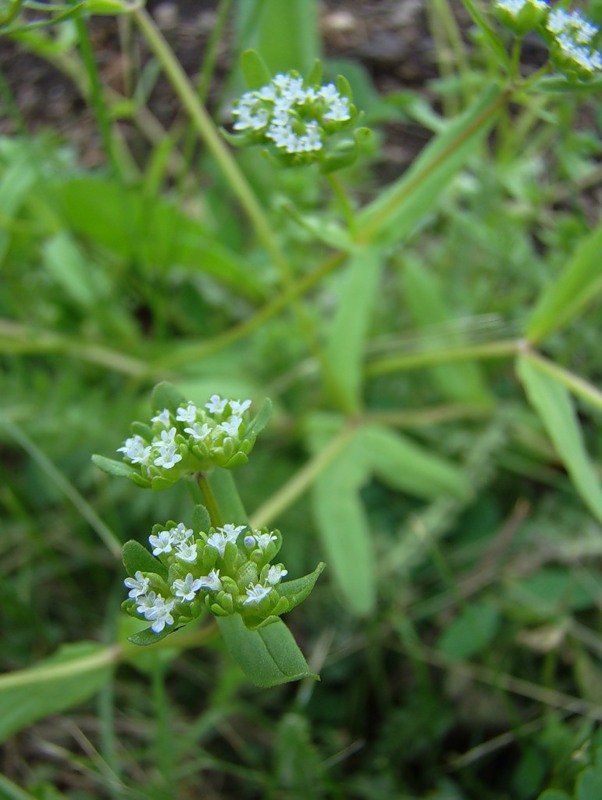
[
  {"left": 494, "top": 0, "right": 602, "bottom": 77},
  {"left": 546, "top": 8, "right": 602, "bottom": 75},
  {"left": 233, "top": 72, "right": 352, "bottom": 157},
  {"left": 116, "top": 394, "right": 255, "bottom": 483},
  {"left": 124, "top": 521, "right": 289, "bottom": 634}
]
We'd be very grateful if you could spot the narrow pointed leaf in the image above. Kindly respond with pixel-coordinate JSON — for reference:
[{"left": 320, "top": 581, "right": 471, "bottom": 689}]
[
  {"left": 517, "top": 355, "right": 602, "bottom": 523},
  {"left": 245, "top": 398, "right": 273, "bottom": 438},
  {"left": 91, "top": 453, "right": 139, "bottom": 480},
  {"left": 279, "top": 562, "right": 326, "bottom": 612},
  {"left": 526, "top": 221, "right": 602, "bottom": 343},
  {"left": 0, "top": 643, "right": 117, "bottom": 743}
]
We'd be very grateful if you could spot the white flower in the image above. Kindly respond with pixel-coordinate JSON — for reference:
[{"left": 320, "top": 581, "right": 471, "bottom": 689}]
[
  {"left": 151, "top": 409, "right": 171, "bottom": 426},
  {"left": 137, "top": 594, "right": 175, "bottom": 633},
  {"left": 175, "top": 542, "right": 197, "bottom": 563},
  {"left": 170, "top": 523, "right": 193, "bottom": 543},
  {"left": 184, "top": 421, "right": 213, "bottom": 441},
  {"left": 172, "top": 573, "right": 203, "bottom": 602},
  {"left": 266, "top": 565, "right": 288, "bottom": 586},
  {"left": 153, "top": 427, "right": 182, "bottom": 469},
  {"left": 206, "top": 532, "right": 229, "bottom": 558},
  {"left": 176, "top": 402, "right": 198, "bottom": 423},
  {"left": 217, "top": 524, "right": 245, "bottom": 544},
  {"left": 205, "top": 394, "right": 228, "bottom": 415},
  {"left": 117, "top": 435, "right": 151, "bottom": 465},
  {"left": 198, "top": 569, "right": 223, "bottom": 592},
  {"left": 253, "top": 531, "right": 278, "bottom": 550},
  {"left": 124, "top": 570, "right": 150, "bottom": 599},
  {"left": 229, "top": 399, "right": 252, "bottom": 415},
  {"left": 219, "top": 416, "right": 242, "bottom": 437},
  {"left": 149, "top": 529, "right": 174, "bottom": 556},
  {"left": 243, "top": 583, "right": 272, "bottom": 605}
]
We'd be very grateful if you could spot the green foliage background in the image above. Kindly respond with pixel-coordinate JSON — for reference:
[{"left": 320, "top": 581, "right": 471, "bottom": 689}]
[{"left": 1, "top": 0, "right": 602, "bottom": 797}]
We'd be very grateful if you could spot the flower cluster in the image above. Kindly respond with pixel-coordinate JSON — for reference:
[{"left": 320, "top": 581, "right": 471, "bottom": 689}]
[
  {"left": 546, "top": 8, "right": 602, "bottom": 77},
  {"left": 116, "top": 394, "right": 256, "bottom": 489},
  {"left": 230, "top": 71, "right": 359, "bottom": 166},
  {"left": 123, "top": 520, "right": 291, "bottom": 634},
  {"left": 494, "top": 0, "right": 602, "bottom": 79}
]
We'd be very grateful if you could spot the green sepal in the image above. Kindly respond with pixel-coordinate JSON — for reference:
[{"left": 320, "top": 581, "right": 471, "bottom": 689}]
[
  {"left": 320, "top": 139, "right": 359, "bottom": 174},
  {"left": 122, "top": 539, "right": 168, "bottom": 579},
  {"left": 245, "top": 613, "right": 282, "bottom": 631},
  {"left": 127, "top": 626, "right": 176, "bottom": 646},
  {"left": 92, "top": 453, "right": 139, "bottom": 479},
  {"left": 151, "top": 381, "right": 186, "bottom": 415},
  {"left": 279, "top": 562, "right": 325, "bottom": 612},
  {"left": 191, "top": 504, "right": 211, "bottom": 533},
  {"left": 245, "top": 398, "right": 273, "bottom": 438},
  {"left": 306, "top": 59, "right": 323, "bottom": 86},
  {"left": 241, "top": 49, "right": 272, "bottom": 89},
  {"left": 130, "top": 472, "right": 151, "bottom": 488},
  {"left": 335, "top": 74, "right": 353, "bottom": 101},
  {"left": 150, "top": 474, "right": 177, "bottom": 491},
  {"left": 217, "top": 614, "right": 318, "bottom": 687},
  {"left": 223, "top": 451, "right": 250, "bottom": 469},
  {"left": 220, "top": 127, "right": 251, "bottom": 147}
]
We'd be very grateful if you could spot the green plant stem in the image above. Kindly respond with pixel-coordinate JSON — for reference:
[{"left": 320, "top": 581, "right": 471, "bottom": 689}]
[
  {"left": 522, "top": 350, "right": 602, "bottom": 413},
  {"left": 197, "top": 472, "right": 224, "bottom": 528},
  {"left": 356, "top": 88, "right": 509, "bottom": 244},
  {"left": 178, "top": 0, "right": 233, "bottom": 185},
  {"left": 250, "top": 425, "right": 357, "bottom": 527},
  {"left": 366, "top": 338, "right": 522, "bottom": 376},
  {"left": 152, "top": 665, "right": 175, "bottom": 798},
  {"left": 1, "top": 417, "right": 123, "bottom": 559},
  {"left": 150, "top": 250, "right": 346, "bottom": 372},
  {"left": 133, "top": 6, "right": 286, "bottom": 277},
  {"left": 326, "top": 172, "right": 356, "bottom": 234},
  {"left": 71, "top": 10, "right": 119, "bottom": 175}
]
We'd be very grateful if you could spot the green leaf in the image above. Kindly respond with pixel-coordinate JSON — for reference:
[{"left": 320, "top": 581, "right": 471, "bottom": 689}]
[
  {"left": 359, "top": 425, "right": 470, "bottom": 500},
  {"left": 245, "top": 397, "right": 273, "bottom": 438},
  {"left": 240, "top": 49, "right": 272, "bottom": 89},
  {"left": 279, "top": 562, "right": 326, "bottom": 612},
  {"left": 127, "top": 626, "right": 176, "bottom": 646},
  {"left": 324, "top": 247, "right": 384, "bottom": 412},
  {"left": 91, "top": 453, "right": 139, "bottom": 480},
  {"left": 402, "top": 259, "right": 491, "bottom": 404},
  {"left": 0, "top": 643, "right": 116, "bottom": 743},
  {"left": 43, "top": 230, "right": 109, "bottom": 308},
  {"left": 191, "top": 504, "right": 211, "bottom": 533},
  {"left": 517, "top": 355, "right": 602, "bottom": 524},
  {"left": 122, "top": 539, "right": 167, "bottom": 579},
  {"left": 236, "top": 0, "right": 319, "bottom": 75},
  {"left": 151, "top": 381, "right": 186, "bottom": 415},
  {"left": 577, "top": 767, "right": 602, "bottom": 800},
  {"left": 311, "top": 431, "right": 375, "bottom": 615},
  {"left": 84, "top": 0, "right": 130, "bottom": 14},
  {"left": 357, "top": 83, "right": 504, "bottom": 247},
  {"left": 537, "top": 792, "right": 572, "bottom": 800},
  {"left": 526, "top": 221, "right": 602, "bottom": 343},
  {"left": 216, "top": 615, "right": 317, "bottom": 687},
  {"left": 437, "top": 602, "right": 500, "bottom": 660}
]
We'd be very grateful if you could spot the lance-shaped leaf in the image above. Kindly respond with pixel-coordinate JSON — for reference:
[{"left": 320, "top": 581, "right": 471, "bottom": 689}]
[
  {"left": 324, "top": 247, "right": 384, "bottom": 412},
  {"left": 0, "top": 643, "right": 117, "bottom": 743},
  {"left": 357, "top": 83, "right": 504, "bottom": 248},
  {"left": 245, "top": 398, "right": 273, "bottom": 438},
  {"left": 517, "top": 355, "right": 602, "bottom": 524},
  {"left": 216, "top": 615, "right": 317, "bottom": 687},
  {"left": 91, "top": 453, "right": 139, "bottom": 480},
  {"left": 279, "top": 562, "right": 326, "bottom": 612},
  {"left": 526, "top": 221, "right": 602, "bottom": 343},
  {"left": 359, "top": 425, "right": 470, "bottom": 500},
  {"left": 311, "top": 430, "right": 375, "bottom": 615}
]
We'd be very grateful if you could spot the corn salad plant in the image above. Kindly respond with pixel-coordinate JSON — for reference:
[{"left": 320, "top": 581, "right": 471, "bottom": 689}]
[{"left": 1, "top": 0, "right": 602, "bottom": 797}]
